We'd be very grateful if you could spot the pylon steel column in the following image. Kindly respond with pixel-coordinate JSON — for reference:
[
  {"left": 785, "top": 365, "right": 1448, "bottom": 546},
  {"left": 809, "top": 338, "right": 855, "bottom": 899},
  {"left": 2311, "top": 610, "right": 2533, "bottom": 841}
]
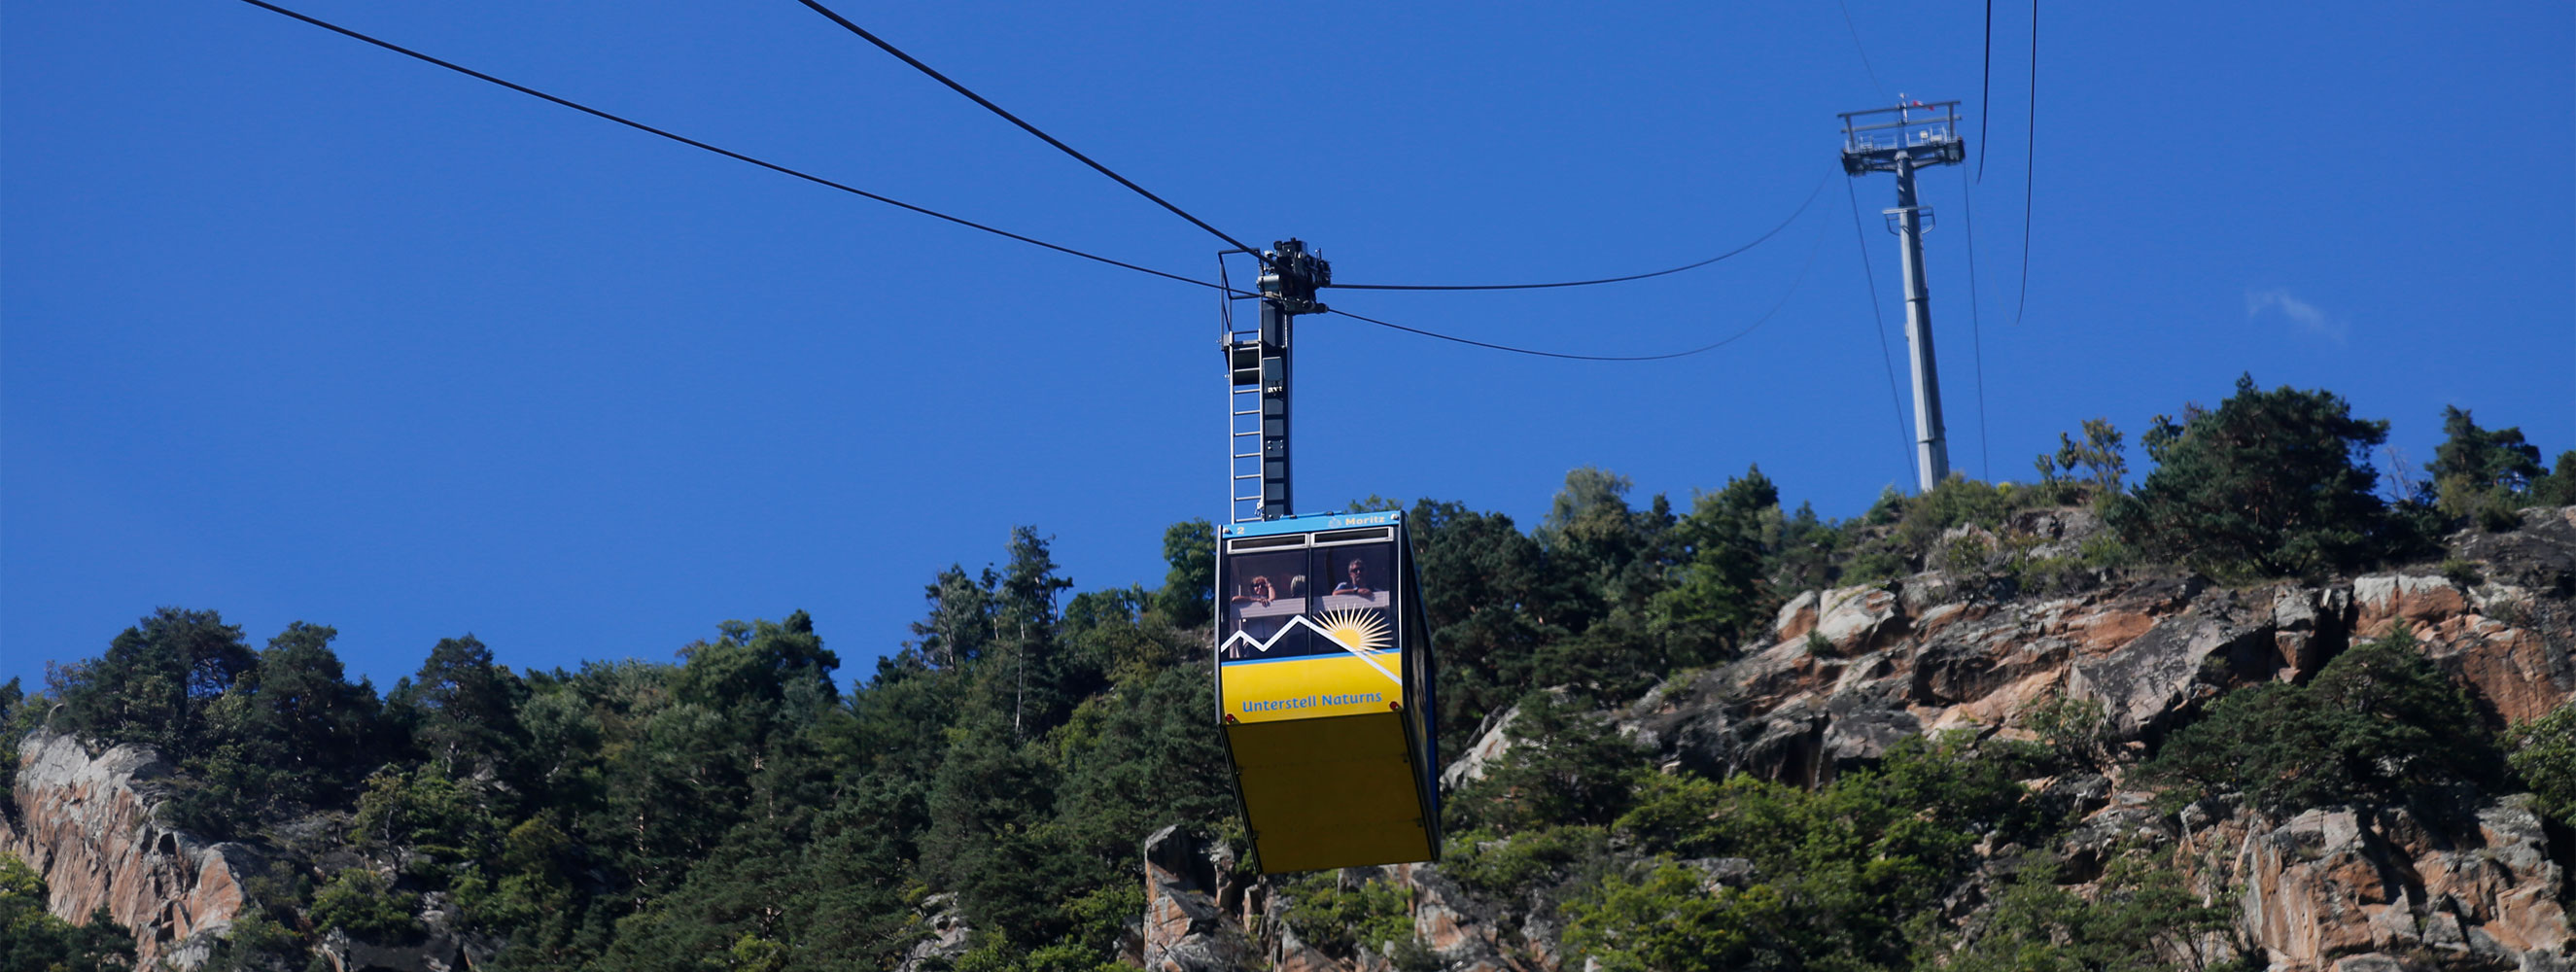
[
  {"left": 1839, "top": 100, "right": 1967, "bottom": 493},
  {"left": 1893, "top": 153, "right": 1949, "bottom": 488}
]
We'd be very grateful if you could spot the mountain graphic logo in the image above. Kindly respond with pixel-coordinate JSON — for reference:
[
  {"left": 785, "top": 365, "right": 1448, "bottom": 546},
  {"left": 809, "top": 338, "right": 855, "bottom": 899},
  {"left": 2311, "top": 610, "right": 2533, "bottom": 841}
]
[{"left": 1221, "top": 609, "right": 1401, "bottom": 685}]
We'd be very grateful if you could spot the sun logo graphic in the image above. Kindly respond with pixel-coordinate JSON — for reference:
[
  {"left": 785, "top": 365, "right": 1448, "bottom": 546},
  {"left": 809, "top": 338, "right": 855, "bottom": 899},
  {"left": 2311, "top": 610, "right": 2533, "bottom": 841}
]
[{"left": 1312, "top": 608, "right": 1392, "bottom": 653}]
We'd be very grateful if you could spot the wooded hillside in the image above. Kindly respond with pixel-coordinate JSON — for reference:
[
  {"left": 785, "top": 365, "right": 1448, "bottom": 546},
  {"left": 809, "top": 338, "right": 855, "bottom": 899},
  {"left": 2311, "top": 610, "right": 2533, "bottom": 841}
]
[{"left": 8, "top": 377, "right": 2576, "bottom": 972}]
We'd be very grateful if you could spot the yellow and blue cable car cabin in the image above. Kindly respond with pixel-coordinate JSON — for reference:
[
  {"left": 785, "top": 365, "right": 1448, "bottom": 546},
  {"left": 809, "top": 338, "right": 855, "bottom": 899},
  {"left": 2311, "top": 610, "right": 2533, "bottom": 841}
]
[{"left": 1215, "top": 509, "right": 1440, "bottom": 874}]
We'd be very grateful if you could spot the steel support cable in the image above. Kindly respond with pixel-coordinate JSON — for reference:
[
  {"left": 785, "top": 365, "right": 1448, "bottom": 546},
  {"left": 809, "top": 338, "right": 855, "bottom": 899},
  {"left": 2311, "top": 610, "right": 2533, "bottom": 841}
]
[
  {"left": 226, "top": 0, "right": 1231, "bottom": 295},
  {"left": 1960, "top": 168, "right": 1993, "bottom": 481},
  {"left": 2014, "top": 0, "right": 2036, "bottom": 327},
  {"left": 1844, "top": 177, "right": 1917, "bottom": 479},
  {"left": 1837, "top": 0, "right": 1891, "bottom": 104},
  {"left": 1327, "top": 173, "right": 1827, "bottom": 292},
  {"left": 230, "top": 0, "right": 1844, "bottom": 367},
  {"left": 1324, "top": 220, "right": 1826, "bottom": 362},
  {"left": 790, "top": 0, "right": 1264, "bottom": 260},
  {"left": 1977, "top": 0, "right": 1993, "bottom": 183}
]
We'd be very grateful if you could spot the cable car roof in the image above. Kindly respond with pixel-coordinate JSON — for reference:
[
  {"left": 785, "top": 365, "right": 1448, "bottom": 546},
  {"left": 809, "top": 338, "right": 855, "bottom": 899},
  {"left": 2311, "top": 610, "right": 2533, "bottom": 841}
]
[{"left": 1221, "top": 509, "right": 1405, "bottom": 538}]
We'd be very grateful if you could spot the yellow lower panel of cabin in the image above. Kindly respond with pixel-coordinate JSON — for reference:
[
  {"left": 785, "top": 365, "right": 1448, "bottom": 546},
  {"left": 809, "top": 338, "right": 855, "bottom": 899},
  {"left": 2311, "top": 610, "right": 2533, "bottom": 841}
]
[
  {"left": 1226, "top": 712, "right": 1432, "bottom": 874},
  {"left": 1219, "top": 652, "right": 1404, "bottom": 724}
]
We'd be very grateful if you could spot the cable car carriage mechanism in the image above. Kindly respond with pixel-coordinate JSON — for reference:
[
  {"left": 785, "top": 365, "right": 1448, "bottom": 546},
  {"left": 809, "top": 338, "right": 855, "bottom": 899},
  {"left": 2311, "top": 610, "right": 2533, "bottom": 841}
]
[{"left": 1213, "top": 241, "right": 1441, "bottom": 874}]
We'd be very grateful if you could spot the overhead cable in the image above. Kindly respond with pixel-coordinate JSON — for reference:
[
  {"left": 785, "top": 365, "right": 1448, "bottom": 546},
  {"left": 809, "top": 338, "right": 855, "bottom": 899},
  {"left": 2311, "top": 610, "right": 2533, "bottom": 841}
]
[
  {"left": 226, "top": 0, "right": 1229, "bottom": 295},
  {"left": 790, "top": 0, "right": 1262, "bottom": 259},
  {"left": 1836, "top": 0, "right": 1891, "bottom": 104},
  {"left": 1844, "top": 178, "right": 1918, "bottom": 478},
  {"left": 1327, "top": 173, "right": 1826, "bottom": 292},
  {"left": 1960, "top": 169, "right": 1992, "bottom": 481},
  {"left": 231, "top": 0, "right": 1843, "bottom": 368},
  {"left": 1977, "top": 0, "right": 1993, "bottom": 183},
  {"left": 2014, "top": 0, "right": 2036, "bottom": 326},
  {"left": 1325, "top": 221, "right": 1825, "bottom": 362}
]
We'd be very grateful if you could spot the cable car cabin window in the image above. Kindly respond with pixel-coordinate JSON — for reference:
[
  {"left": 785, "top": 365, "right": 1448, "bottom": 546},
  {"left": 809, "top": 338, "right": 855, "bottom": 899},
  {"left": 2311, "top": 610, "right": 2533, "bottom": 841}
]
[
  {"left": 1221, "top": 540, "right": 1396, "bottom": 662},
  {"left": 1222, "top": 547, "right": 1311, "bottom": 660}
]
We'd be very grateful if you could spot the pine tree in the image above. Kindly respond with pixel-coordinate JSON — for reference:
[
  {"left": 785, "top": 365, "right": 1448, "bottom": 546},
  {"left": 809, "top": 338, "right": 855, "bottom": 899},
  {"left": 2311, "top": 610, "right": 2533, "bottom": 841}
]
[
  {"left": 2107, "top": 374, "right": 2413, "bottom": 577},
  {"left": 2428, "top": 405, "right": 2548, "bottom": 529},
  {"left": 52, "top": 607, "right": 254, "bottom": 757}
]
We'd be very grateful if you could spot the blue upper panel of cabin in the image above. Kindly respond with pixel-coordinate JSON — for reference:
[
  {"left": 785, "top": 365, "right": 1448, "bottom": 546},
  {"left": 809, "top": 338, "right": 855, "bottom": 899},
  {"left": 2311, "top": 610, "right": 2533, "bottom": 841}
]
[{"left": 1222, "top": 509, "right": 1405, "bottom": 538}]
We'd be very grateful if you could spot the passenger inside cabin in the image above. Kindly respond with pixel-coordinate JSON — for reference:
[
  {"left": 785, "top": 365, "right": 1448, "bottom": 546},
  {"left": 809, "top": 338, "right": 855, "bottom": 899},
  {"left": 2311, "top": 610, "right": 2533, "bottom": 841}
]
[
  {"left": 1331, "top": 558, "right": 1374, "bottom": 597},
  {"left": 1231, "top": 575, "right": 1276, "bottom": 606}
]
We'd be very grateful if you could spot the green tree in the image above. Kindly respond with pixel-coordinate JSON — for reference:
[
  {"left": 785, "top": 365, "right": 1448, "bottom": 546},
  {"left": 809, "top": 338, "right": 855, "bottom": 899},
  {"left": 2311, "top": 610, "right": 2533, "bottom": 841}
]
[
  {"left": 1605, "top": 734, "right": 2054, "bottom": 969},
  {"left": 172, "top": 621, "right": 385, "bottom": 834},
  {"left": 2144, "top": 630, "right": 2499, "bottom": 816},
  {"left": 52, "top": 607, "right": 254, "bottom": 757},
  {"left": 1943, "top": 850, "right": 2239, "bottom": 972},
  {"left": 1280, "top": 872, "right": 1421, "bottom": 958},
  {"left": 352, "top": 763, "right": 496, "bottom": 860},
  {"left": 1564, "top": 863, "right": 1788, "bottom": 972},
  {"left": 1450, "top": 690, "right": 1649, "bottom": 835},
  {"left": 1649, "top": 466, "right": 1783, "bottom": 668},
  {"left": 2034, "top": 417, "right": 2129, "bottom": 498},
  {"left": 673, "top": 611, "right": 840, "bottom": 751},
  {"left": 243, "top": 621, "right": 384, "bottom": 802},
  {"left": 994, "top": 527, "right": 1082, "bottom": 739},
  {"left": 911, "top": 565, "right": 999, "bottom": 670},
  {"left": 2429, "top": 405, "right": 2546, "bottom": 494},
  {"left": 1538, "top": 469, "right": 1674, "bottom": 630},
  {"left": 2428, "top": 405, "right": 2549, "bottom": 530},
  {"left": 2531, "top": 450, "right": 2576, "bottom": 506},
  {"left": 389, "top": 635, "right": 528, "bottom": 777},
  {"left": 1765, "top": 501, "right": 1843, "bottom": 595},
  {"left": 919, "top": 723, "right": 1076, "bottom": 945},
  {"left": 0, "top": 678, "right": 28, "bottom": 820},
  {"left": 1051, "top": 664, "right": 1235, "bottom": 883},
  {"left": 1535, "top": 469, "right": 1681, "bottom": 699},
  {"left": 1408, "top": 500, "right": 1568, "bottom": 762},
  {"left": 2107, "top": 375, "right": 2412, "bottom": 578},
  {"left": 1061, "top": 586, "right": 1182, "bottom": 686},
  {"left": 2506, "top": 701, "right": 2576, "bottom": 828},
  {"left": 595, "top": 819, "right": 816, "bottom": 972},
  {"left": 1156, "top": 519, "right": 1215, "bottom": 629},
  {"left": 310, "top": 868, "right": 422, "bottom": 941}
]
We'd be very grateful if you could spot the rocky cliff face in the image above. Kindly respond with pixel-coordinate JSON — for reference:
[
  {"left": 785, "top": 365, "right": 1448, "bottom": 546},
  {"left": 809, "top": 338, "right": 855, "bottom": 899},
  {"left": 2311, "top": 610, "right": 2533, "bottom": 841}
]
[
  {"left": 1141, "top": 825, "right": 1536, "bottom": 972},
  {"left": 2195, "top": 798, "right": 2568, "bottom": 968},
  {"left": 3, "top": 732, "right": 251, "bottom": 971},
  {"left": 1148, "top": 508, "right": 2576, "bottom": 971}
]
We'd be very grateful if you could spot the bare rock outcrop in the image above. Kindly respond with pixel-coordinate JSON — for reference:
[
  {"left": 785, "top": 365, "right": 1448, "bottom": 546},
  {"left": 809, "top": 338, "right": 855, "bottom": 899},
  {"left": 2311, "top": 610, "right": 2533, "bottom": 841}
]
[
  {"left": 893, "top": 892, "right": 974, "bottom": 972},
  {"left": 2357, "top": 573, "right": 2576, "bottom": 726},
  {"left": 1271, "top": 863, "right": 1537, "bottom": 972},
  {"left": 1143, "top": 821, "right": 1549, "bottom": 972},
  {"left": 1611, "top": 510, "right": 2576, "bottom": 969},
  {"left": 2, "top": 731, "right": 250, "bottom": 971},
  {"left": 2147, "top": 795, "right": 2572, "bottom": 970},
  {"left": 1143, "top": 825, "right": 1257, "bottom": 972},
  {"left": 1439, "top": 705, "right": 1527, "bottom": 792},
  {"left": 1628, "top": 533, "right": 2576, "bottom": 791}
]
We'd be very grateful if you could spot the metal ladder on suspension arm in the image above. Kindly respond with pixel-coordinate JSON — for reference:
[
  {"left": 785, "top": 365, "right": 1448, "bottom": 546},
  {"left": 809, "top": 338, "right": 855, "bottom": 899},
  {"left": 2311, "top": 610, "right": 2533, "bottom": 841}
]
[{"left": 1220, "top": 240, "right": 1326, "bottom": 525}]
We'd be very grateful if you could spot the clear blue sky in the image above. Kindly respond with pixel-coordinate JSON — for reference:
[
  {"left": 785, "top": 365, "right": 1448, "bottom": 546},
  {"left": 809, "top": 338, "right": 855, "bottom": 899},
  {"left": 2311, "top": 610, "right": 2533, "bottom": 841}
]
[{"left": 7, "top": 1, "right": 2569, "bottom": 692}]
